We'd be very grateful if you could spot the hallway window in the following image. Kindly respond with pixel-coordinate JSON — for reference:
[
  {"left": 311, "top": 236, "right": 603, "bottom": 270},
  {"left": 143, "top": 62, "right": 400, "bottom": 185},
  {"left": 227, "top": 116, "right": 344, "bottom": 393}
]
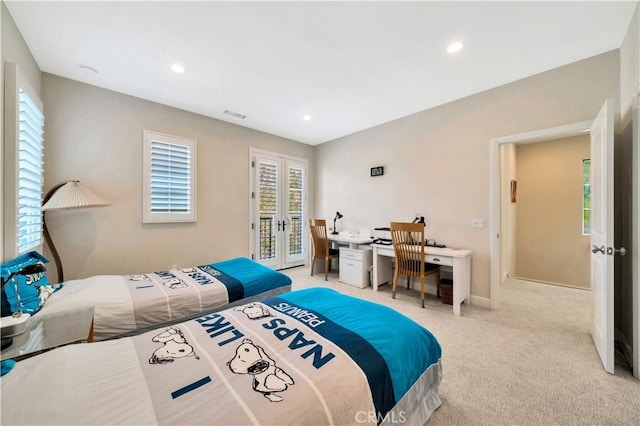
[{"left": 582, "top": 159, "right": 590, "bottom": 235}]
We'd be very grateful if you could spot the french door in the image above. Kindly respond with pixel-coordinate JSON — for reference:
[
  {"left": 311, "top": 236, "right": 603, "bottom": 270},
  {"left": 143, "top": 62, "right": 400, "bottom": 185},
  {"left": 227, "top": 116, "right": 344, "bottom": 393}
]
[{"left": 249, "top": 149, "right": 307, "bottom": 270}]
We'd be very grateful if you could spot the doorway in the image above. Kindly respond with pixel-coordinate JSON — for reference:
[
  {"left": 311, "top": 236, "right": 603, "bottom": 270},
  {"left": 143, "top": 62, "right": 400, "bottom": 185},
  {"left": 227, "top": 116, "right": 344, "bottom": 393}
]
[
  {"left": 511, "top": 135, "right": 591, "bottom": 289},
  {"left": 490, "top": 120, "right": 593, "bottom": 308},
  {"left": 490, "top": 103, "right": 618, "bottom": 375}
]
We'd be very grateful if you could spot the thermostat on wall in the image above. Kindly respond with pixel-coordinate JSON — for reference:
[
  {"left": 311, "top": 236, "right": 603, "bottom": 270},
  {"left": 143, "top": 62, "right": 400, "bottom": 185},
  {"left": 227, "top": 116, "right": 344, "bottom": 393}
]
[{"left": 370, "top": 166, "right": 384, "bottom": 177}]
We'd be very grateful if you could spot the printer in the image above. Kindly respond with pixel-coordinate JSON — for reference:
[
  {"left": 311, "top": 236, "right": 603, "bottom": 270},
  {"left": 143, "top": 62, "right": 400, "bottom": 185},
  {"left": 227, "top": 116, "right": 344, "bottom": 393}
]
[{"left": 372, "top": 227, "right": 392, "bottom": 245}]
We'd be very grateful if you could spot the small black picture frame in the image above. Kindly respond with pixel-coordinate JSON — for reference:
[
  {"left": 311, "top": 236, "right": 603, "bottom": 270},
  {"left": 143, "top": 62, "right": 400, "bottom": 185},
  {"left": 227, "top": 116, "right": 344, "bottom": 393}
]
[{"left": 371, "top": 166, "right": 384, "bottom": 177}]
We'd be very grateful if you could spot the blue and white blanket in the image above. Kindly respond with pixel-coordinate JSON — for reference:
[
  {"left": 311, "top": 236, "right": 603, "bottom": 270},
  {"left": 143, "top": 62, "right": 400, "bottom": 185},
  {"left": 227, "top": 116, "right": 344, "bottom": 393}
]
[
  {"left": 38, "top": 257, "right": 292, "bottom": 340},
  {"left": 1, "top": 288, "right": 442, "bottom": 425}
]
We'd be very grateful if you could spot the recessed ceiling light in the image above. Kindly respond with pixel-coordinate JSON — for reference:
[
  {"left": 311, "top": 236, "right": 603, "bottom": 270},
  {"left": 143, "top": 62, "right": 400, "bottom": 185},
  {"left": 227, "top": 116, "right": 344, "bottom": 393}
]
[
  {"left": 171, "top": 63, "right": 185, "bottom": 74},
  {"left": 303, "top": 115, "right": 311, "bottom": 121},
  {"left": 446, "top": 41, "right": 464, "bottom": 54}
]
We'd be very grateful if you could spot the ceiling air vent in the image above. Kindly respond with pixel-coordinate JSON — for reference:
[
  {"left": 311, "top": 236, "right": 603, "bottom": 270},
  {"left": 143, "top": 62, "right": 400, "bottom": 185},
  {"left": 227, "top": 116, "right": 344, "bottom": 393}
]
[{"left": 224, "top": 110, "right": 246, "bottom": 119}]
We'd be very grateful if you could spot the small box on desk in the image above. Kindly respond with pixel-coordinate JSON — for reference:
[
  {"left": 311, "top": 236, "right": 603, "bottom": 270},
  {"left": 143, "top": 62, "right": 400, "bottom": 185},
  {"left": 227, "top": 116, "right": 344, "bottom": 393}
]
[{"left": 440, "top": 278, "right": 453, "bottom": 305}]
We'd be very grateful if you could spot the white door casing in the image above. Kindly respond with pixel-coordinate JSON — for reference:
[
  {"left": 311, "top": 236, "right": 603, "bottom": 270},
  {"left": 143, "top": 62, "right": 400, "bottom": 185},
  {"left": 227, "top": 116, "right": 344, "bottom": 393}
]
[{"left": 589, "top": 99, "right": 615, "bottom": 374}]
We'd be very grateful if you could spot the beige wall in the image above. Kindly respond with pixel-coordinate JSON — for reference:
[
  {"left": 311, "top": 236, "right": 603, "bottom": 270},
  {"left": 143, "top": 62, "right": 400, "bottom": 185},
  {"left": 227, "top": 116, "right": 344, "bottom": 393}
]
[
  {"left": 315, "top": 50, "right": 620, "bottom": 303},
  {"left": 41, "top": 74, "right": 315, "bottom": 281},
  {"left": 515, "top": 136, "right": 590, "bottom": 288}
]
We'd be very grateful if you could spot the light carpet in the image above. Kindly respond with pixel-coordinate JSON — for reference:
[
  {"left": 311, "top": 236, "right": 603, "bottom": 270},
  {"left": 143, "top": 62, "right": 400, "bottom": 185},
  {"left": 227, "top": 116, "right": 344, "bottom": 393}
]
[{"left": 283, "top": 266, "right": 640, "bottom": 425}]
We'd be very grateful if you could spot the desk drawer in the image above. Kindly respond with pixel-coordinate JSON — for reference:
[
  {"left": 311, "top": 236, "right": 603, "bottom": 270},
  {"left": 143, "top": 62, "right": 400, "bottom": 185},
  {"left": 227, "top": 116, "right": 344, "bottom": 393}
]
[
  {"left": 340, "top": 248, "right": 363, "bottom": 261},
  {"left": 425, "top": 255, "right": 453, "bottom": 267}
]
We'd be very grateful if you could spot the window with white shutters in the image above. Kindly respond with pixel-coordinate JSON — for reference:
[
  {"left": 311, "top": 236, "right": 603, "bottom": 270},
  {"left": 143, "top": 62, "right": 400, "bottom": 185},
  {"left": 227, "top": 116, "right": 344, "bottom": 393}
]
[
  {"left": 17, "top": 88, "right": 45, "bottom": 253},
  {"left": 3, "top": 63, "right": 45, "bottom": 257},
  {"left": 143, "top": 131, "right": 196, "bottom": 223}
]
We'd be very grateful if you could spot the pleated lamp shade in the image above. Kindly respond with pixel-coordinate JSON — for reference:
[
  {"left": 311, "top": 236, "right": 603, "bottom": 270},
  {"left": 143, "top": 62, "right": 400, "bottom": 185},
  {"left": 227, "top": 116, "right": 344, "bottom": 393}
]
[{"left": 42, "top": 181, "right": 110, "bottom": 211}]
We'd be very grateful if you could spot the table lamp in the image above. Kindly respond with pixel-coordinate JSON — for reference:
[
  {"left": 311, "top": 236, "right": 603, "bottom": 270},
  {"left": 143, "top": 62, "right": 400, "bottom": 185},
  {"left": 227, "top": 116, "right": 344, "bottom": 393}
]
[
  {"left": 332, "top": 211, "right": 343, "bottom": 235},
  {"left": 42, "top": 180, "right": 110, "bottom": 283}
]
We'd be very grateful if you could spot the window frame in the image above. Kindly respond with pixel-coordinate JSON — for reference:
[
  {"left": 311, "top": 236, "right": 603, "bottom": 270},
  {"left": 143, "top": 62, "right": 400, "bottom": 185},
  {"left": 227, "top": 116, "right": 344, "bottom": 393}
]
[
  {"left": 582, "top": 158, "right": 591, "bottom": 236},
  {"left": 2, "top": 62, "right": 45, "bottom": 257},
  {"left": 142, "top": 130, "right": 197, "bottom": 223}
]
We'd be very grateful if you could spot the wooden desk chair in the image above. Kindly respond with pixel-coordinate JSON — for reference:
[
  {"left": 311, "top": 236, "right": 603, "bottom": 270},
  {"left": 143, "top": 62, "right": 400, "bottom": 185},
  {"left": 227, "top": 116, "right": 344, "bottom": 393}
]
[
  {"left": 390, "top": 221, "right": 441, "bottom": 308},
  {"left": 309, "top": 219, "right": 339, "bottom": 281}
]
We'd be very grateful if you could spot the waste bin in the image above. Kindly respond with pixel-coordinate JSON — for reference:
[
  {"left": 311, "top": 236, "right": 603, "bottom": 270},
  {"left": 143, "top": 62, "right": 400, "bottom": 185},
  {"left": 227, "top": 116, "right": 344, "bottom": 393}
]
[{"left": 440, "top": 278, "right": 453, "bottom": 305}]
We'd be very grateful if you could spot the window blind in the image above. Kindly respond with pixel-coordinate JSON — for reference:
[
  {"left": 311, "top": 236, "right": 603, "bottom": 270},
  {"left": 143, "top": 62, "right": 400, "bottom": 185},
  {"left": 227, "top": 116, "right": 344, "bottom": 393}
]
[
  {"left": 150, "top": 141, "right": 191, "bottom": 214},
  {"left": 258, "top": 161, "right": 278, "bottom": 260},
  {"left": 288, "top": 167, "right": 303, "bottom": 256},
  {"left": 17, "top": 88, "right": 45, "bottom": 253},
  {"left": 143, "top": 131, "right": 196, "bottom": 223}
]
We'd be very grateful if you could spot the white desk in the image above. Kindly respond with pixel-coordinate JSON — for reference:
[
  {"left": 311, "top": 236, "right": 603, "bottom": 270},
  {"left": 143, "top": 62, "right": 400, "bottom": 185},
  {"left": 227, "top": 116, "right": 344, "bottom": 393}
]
[
  {"left": 371, "top": 243, "right": 472, "bottom": 316},
  {"left": 328, "top": 233, "right": 374, "bottom": 248}
]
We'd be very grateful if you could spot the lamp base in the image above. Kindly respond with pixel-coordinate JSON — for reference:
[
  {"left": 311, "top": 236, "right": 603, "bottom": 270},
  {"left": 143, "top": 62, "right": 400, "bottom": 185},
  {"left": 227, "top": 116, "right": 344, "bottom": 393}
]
[
  {"left": 331, "top": 231, "right": 338, "bottom": 235},
  {"left": 0, "top": 313, "right": 31, "bottom": 337}
]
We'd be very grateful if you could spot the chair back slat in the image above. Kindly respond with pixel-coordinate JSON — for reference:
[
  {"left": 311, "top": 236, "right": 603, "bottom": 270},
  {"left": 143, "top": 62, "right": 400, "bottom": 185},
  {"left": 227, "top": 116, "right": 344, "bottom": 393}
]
[
  {"left": 390, "top": 221, "right": 425, "bottom": 278},
  {"left": 309, "top": 219, "right": 330, "bottom": 257}
]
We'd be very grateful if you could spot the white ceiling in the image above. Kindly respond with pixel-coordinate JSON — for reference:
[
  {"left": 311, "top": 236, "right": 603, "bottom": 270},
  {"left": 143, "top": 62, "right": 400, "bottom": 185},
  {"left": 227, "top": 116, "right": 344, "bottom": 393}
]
[{"left": 5, "top": 1, "right": 637, "bottom": 145}]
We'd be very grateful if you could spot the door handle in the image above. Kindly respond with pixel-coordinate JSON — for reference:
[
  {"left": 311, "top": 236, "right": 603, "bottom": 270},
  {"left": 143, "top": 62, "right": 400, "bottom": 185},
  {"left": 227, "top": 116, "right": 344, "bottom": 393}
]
[
  {"left": 591, "top": 245, "right": 606, "bottom": 254},
  {"left": 282, "top": 219, "right": 287, "bottom": 232},
  {"left": 277, "top": 220, "right": 281, "bottom": 232},
  {"left": 607, "top": 247, "right": 626, "bottom": 256}
]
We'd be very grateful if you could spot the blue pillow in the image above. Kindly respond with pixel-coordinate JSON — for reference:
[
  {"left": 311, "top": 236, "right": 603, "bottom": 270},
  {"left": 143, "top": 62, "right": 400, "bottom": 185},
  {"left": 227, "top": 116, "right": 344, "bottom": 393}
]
[{"left": 1, "top": 251, "right": 51, "bottom": 316}]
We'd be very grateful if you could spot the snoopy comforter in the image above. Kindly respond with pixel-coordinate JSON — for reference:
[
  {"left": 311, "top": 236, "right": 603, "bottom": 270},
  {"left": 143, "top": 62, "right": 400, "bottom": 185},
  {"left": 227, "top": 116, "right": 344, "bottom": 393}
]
[
  {"left": 1, "top": 288, "right": 443, "bottom": 425},
  {"left": 39, "top": 257, "right": 292, "bottom": 340}
]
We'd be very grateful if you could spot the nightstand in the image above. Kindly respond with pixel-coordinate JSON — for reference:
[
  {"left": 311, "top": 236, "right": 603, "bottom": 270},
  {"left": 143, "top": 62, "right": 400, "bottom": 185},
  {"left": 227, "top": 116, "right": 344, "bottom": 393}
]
[{"left": 1, "top": 306, "right": 95, "bottom": 361}]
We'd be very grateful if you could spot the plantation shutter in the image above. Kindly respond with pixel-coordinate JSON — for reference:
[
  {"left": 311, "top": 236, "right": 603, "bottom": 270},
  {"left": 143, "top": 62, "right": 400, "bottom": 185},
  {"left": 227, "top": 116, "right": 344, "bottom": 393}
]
[
  {"left": 150, "top": 141, "right": 191, "bottom": 213},
  {"left": 17, "top": 88, "right": 45, "bottom": 253},
  {"left": 288, "top": 167, "right": 303, "bottom": 256},
  {"left": 258, "top": 161, "right": 278, "bottom": 261},
  {"left": 143, "top": 131, "right": 196, "bottom": 223}
]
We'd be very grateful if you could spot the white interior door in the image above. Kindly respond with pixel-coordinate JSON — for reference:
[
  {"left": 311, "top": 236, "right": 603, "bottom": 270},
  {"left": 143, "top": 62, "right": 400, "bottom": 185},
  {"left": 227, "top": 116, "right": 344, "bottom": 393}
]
[
  {"left": 590, "top": 99, "right": 615, "bottom": 374},
  {"left": 250, "top": 149, "right": 307, "bottom": 270}
]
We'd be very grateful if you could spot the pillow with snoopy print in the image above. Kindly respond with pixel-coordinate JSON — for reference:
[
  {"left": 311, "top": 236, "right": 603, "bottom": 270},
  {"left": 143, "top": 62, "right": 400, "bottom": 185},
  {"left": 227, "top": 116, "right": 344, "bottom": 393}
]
[{"left": 1, "top": 251, "right": 60, "bottom": 317}]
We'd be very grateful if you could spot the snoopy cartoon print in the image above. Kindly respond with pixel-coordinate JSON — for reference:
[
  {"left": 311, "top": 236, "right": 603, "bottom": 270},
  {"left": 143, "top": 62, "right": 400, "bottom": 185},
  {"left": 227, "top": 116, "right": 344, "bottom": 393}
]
[
  {"left": 227, "top": 338, "right": 294, "bottom": 402},
  {"left": 149, "top": 327, "right": 199, "bottom": 365},
  {"left": 234, "top": 303, "right": 271, "bottom": 320},
  {"left": 163, "top": 277, "right": 188, "bottom": 289}
]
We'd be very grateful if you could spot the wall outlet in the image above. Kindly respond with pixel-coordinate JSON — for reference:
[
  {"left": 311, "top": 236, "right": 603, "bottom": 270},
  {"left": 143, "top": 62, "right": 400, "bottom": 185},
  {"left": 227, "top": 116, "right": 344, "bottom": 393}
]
[{"left": 471, "top": 218, "right": 485, "bottom": 229}]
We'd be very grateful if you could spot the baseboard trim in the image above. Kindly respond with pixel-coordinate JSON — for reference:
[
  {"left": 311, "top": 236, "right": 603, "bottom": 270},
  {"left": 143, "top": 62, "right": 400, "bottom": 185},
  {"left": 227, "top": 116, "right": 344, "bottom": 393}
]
[{"left": 471, "top": 295, "right": 491, "bottom": 309}]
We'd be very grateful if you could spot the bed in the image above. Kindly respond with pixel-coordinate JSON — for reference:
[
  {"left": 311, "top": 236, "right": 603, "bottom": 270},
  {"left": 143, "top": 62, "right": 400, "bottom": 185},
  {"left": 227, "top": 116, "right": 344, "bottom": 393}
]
[
  {"left": 1, "top": 287, "right": 442, "bottom": 425},
  {"left": 38, "top": 257, "right": 292, "bottom": 341}
]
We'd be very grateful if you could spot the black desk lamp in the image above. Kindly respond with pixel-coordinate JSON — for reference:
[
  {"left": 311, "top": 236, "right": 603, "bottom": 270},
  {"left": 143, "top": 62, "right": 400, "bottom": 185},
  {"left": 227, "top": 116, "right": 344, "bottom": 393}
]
[
  {"left": 1, "top": 263, "right": 47, "bottom": 350},
  {"left": 332, "top": 211, "right": 343, "bottom": 235}
]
